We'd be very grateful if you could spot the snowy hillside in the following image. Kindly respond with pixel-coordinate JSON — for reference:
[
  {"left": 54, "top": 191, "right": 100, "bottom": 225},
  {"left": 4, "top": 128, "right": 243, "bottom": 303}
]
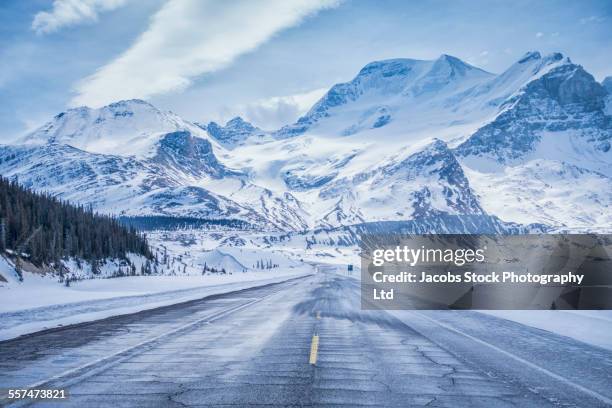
[{"left": 1, "top": 51, "right": 611, "bottom": 235}]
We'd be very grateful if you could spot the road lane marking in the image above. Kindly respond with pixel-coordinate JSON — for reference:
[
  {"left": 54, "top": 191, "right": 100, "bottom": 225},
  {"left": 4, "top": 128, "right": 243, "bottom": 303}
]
[
  {"left": 309, "top": 335, "right": 320, "bottom": 365},
  {"left": 3, "top": 281, "right": 304, "bottom": 407},
  {"left": 414, "top": 312, "right": 612, "bottom": 406}
]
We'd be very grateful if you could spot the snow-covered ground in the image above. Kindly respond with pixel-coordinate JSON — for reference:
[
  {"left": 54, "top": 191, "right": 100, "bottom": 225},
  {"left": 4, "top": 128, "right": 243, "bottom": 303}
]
[
  {"left": 0, "top": 267, "right": 313, "bottom": 341},
  {"left": 482, "top": 310, "right": 612, "bottom": 352},
  {"left": 338, "top": 266, "right": 612, "bottom": 352},
  {"left": 0, "top": 225, "right": 361, "bottom": 343}
]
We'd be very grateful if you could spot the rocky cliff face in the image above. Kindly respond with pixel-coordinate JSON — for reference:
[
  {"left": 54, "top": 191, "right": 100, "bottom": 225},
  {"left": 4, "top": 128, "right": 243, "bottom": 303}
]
[
  {"left": 153, "top": 131, "right": 236, "bottom": 179},
  {"left": 456, "top": 54, "right": 611, "bottom": 163}
]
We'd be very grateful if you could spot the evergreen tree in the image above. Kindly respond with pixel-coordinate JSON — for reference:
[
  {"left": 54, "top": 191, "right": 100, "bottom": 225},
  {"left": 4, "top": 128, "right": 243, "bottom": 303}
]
[{"left": 0, "top": 177, "right": 153, "bottom": 267}]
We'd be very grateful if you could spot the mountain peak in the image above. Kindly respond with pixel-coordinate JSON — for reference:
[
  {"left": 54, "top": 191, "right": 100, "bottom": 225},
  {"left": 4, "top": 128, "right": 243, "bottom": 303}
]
[
  {"left": 65, "top": 99, "right": 156, "bottom": 114},
  {"left": 356, "top": 58, "right": 422, "bottom": 77},
  {"left": 457, "top": 51, "right": 610, "bottom": 164},
  {"left": 355, "top": 55, "right": 479, "bottom": 79},
  {"left": 429, "top": 53, "right": 485, "bottom": 78},
  {"left": 484, "top": 51, "right": 575, "bottom": 107},
  {"left": 436, "top": 53, "right": 471, "bottom": 67},
  {"left": 106, "top": 98, "right": 153, "bottom": 107},
  {"left": 543, "top": 52, "right": 569, "bottom": 65},
  {"left": 18, "top": 99, "right": 207, "bottom": 158},
  {"left": 516, "top": 51, "right": 569, "bottom": 65},
  {"left": 225, "top": 116, "right": 257, "bottom": 131},
  {"left": 517, "top": 51, "right": 542, "bottom": 64},
  {"left": 275, "top": 54, "right": 494, "bottom": 139},
  {"left": 206, "top": 117, "right": 263, "bottom": 148},
  {"left": 515, "top": 51, "right": 570, "bottom": 68}
]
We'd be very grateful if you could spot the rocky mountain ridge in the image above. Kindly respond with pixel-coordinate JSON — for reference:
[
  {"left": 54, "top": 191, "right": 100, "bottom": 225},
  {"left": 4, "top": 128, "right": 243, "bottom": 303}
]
[{"left": 1, "top": 51, "right": 610, "bottom": 233}]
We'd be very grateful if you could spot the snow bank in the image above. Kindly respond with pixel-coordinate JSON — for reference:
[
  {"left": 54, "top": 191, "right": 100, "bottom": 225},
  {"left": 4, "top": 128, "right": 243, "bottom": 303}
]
[
  {"left": 0, "top": 267, "right": 313, "bottom": 341},
  {"left": 482, "top": 310, "right": 612, "bottom": 351}
]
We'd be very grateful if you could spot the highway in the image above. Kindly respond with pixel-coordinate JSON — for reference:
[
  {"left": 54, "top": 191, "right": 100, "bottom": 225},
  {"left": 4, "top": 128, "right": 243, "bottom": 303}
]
[{"left": 1, "top": 268, "right": 611, "bottom": 407}]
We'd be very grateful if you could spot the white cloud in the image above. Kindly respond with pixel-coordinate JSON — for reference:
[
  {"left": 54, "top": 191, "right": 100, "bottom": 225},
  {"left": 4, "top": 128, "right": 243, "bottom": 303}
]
[
  {"left": 580, "top": 15, "right": 604, "bottom": 24},
  {"left": 70, "top": 0, "right": 340, "bottom": 108},
  {"left": 236, "top": 88, "right": 328, "bottom": 129},
  {"left": 32, "top": 0, "right": 128, "bottom": 34},
  {"left": 535, "top": 32, "right": 544, "bottom": 38}
]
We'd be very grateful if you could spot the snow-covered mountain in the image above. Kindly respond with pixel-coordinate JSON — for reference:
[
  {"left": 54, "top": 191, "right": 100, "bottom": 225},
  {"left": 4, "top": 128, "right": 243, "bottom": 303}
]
[
  {"left": 0, "top": 142, "right": 263, "bottom": 224},
  {"left": 452, "top": 52, "right": 612, "bottom": 229},
  {"left": 201, "top": 117, "right": 271, "bottom": 148},
  {"left": 1, "top": 101, "right": 308, "bottom": 231},
  {"left": 1, "top": 51, "right": 611, "bottom": 234},
  {"left": 19, "top": 99, "right": 211, "bottom": 158},
  {"left": 274, "top": 54, "right": 494, "bottom": 139},
  {"left": 456, "top": 53, "right": 611, "bottom": 171}
]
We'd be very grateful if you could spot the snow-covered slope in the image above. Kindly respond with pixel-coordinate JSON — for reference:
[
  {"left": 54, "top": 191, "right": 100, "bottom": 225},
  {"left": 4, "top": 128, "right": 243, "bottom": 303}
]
[
  {"left": 19, "top": 99, "right": 212, "bottom": 158},
  {"left": 318, "top": 139, "right": 486, "bottom": 220},
  {"left": 465, "top": 160, "right": 612, "bottom": 228},
  {"left": 0, "top": 142, "right": 257, "bottom": 220},
  {"left": 275, "top": 54, "right": 495, "bottom": 140},
  {"left": 2, "top": 51, "right": 611, "bottom": 233},
  {"left": 195, "top": 249, "right": 248, "bottom": 273}
]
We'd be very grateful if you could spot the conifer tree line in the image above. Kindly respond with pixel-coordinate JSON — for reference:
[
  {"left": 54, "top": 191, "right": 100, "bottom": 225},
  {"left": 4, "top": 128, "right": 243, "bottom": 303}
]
[
  {"left": 0, "top": 176, "right": 153, "bottom": 266},
  {"left": 254, "top": 259, "right": 279, "bottom": 269}
]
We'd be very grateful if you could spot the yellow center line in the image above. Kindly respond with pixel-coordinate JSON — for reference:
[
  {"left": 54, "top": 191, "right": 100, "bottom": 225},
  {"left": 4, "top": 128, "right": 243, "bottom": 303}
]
[
  {"left": 310, "top": 310, "right": 321, "bottom": 365},
  {"left": 309, "top": 335, "right": 319, "bottom": 365}
]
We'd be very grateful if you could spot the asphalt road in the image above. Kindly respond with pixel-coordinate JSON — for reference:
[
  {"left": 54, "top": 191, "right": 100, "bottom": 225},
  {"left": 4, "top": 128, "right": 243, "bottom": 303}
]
[{"left": 1, "top": 268, "right": 611, "bottom": 407}]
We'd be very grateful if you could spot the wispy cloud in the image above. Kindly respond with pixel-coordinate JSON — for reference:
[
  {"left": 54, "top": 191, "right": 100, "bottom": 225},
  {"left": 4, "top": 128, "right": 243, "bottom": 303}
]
[
  {"left": 32, "top": 0, "right": 128, "bottom": 34},
  {"left": 579, "top": 15, "right": 604, "bottom": 24},
  {"left": 235, "top": 88, "right": 328, "bottom": 129},
  {"left": 71, "top": 0, "right": 340, "bottom": 108}
]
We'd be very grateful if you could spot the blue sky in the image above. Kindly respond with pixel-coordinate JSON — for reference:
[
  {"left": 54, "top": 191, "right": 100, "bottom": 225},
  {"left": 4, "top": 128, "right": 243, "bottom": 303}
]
[{"left": 1, "top": 0, "right": 610, "bottom": 139}]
